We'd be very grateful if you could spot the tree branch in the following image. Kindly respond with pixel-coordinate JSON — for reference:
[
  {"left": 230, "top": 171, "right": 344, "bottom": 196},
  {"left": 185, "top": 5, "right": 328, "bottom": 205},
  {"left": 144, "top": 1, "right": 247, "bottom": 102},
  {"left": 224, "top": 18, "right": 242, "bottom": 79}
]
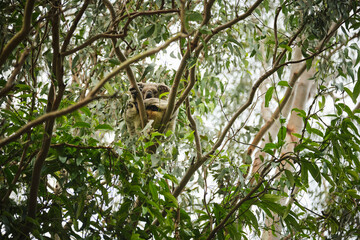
[
  {"left": 103, "top": 0, "right": 147, "bottom": 128},
  {"left": 0, "top": 48, "right": 31, "bottom": 98},
  {"left": 61, "top": 32, "right": 125, "bottom": 56},
  {"left": 0, "top": 0, "right": 36, "bottom": 68},
  {"left": 206, "top": 179, "right": 266, "bottom": 239},
  {"left": 161, "top": 0, "right": 216, "bottom": 131},
  {"left": 61, "top": 0, "right": 91, "bottom": 53},
  {"left": 186, "top": 96, "right": 202, "bottom": 161},
  {"left": 28, "top": 0, "right": 64, "bottom": 225},
  {"left": 0, "top": 33, "right": 185, "bottom": 148},
  {"left": 247, "top": 20, "right": 348, "bottom": 156},
  {"left": 174, "top": 63, "right": 197, "bottom": 114},
  {"left": 161, "top": 0, "right": 266, "bottom": 204}
]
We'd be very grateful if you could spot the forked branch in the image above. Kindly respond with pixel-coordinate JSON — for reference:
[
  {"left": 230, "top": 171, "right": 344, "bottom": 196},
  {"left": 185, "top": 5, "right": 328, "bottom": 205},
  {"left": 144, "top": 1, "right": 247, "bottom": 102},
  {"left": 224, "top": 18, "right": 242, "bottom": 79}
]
[{"left": 0, "top": 33, "right": 185, "bottom": 148}]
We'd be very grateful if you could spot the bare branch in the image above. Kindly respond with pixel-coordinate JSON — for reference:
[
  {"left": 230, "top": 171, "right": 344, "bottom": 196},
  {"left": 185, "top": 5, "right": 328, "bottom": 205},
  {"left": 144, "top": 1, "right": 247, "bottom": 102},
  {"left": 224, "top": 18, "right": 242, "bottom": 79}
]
[
  {"left": 161, "top": 0, "right": 216, "bottom": 131},
  {"left": 61, "top": 0, "right": 91, "bottom": 53},
  {"left": 272, "top": 6, "right": 282, "bottom": 66},
  {"left": 117, "top": 9, "right": 179, "bottom": 22},
  {"left": 103, "top": 0, "right": 147, "bottom": 128},
  {"left": 186, "top": 96, "right": 202, "bottom": 161},
  {"left": 0, "top": 0, "right": 36, "bottom": 68},
  {"left": 0, "top": 48, "right": 31, "bottom": 98},
  {"left": 174, "top": 63, "right": 197, "bottom": 114},
  {"left": 28, "top": 0, "right": 65, "bottom": 222},
  {"left": 61, "top": 32, "right": 125, "bottom": 56},
  {"left": 179, "top": 0, "right": 187, "bottom": 34},
  {"left": 206, "top": 178, "right": 267, "bottom": 239}
]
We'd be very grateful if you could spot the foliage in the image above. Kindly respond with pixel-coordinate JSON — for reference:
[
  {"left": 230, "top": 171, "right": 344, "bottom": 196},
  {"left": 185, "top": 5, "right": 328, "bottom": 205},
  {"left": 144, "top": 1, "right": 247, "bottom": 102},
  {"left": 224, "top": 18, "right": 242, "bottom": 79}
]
[{"left": 0, "top": 0, "right": 360, "bottom": 239}]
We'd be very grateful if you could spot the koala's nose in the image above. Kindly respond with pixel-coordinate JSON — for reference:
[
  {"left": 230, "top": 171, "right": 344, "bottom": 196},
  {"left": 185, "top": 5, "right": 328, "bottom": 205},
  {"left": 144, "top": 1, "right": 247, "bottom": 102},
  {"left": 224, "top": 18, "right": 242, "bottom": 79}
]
[{"left": 145, "top": 91, "right": 153, "bottom": 99}]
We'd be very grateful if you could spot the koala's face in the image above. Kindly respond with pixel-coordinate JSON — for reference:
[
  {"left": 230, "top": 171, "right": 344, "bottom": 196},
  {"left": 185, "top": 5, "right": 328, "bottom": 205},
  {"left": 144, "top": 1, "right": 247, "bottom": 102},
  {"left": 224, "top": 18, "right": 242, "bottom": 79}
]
[
  {"left": 132, "top": 82, "right": 170, "bottom": 100},
  {"left": 139, "top": 83, "right": 159, "bottom": 99}
]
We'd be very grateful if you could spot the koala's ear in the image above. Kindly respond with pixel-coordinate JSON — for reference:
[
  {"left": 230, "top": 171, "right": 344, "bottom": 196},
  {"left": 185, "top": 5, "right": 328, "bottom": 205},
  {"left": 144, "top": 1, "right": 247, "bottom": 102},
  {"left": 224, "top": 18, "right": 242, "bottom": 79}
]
[
  {"left": 158, "top": 84, "right": 170, "bottom": 93},
  {"left": 137, "top": 83, "right": 144, "bottom": 89}
]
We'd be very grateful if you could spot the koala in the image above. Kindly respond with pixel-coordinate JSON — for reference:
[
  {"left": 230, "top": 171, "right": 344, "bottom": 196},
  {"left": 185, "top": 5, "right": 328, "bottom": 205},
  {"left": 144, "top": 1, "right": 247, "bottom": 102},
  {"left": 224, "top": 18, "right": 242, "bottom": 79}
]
[
  {"left": 125, "top": 82, "right": 177, "bottom": 137},
  {"left": 129, "top": 82, "right": 170, "bottom": 100}
]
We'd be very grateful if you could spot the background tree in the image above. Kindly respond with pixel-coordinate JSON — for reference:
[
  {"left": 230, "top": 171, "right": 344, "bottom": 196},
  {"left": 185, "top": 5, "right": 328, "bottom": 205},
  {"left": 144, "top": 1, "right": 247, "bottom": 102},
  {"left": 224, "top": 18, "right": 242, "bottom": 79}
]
[{"left": 0, "top": 0, "right": 360, "bottom": 239}]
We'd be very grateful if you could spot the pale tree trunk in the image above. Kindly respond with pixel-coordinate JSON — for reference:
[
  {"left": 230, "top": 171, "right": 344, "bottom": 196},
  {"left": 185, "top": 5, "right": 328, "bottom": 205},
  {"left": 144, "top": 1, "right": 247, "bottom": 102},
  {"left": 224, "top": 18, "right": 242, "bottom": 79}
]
[
  {"left": 250, "top": 47, "right": 303, "bottom": 177},
  {"left": 261, "top": 48, "right": 316, "bottom": 240}
]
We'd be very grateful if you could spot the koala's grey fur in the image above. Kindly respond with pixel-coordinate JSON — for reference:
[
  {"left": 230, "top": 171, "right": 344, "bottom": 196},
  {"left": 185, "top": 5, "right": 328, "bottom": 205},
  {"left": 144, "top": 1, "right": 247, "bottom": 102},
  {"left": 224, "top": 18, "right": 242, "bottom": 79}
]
[{"left": 124, "top": 82, "right": 178, "bottom": 136}]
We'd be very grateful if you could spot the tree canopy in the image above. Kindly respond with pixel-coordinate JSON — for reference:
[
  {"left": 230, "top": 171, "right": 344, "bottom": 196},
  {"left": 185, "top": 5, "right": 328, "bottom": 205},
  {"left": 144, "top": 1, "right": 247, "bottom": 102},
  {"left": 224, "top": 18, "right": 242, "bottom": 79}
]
[{"left": 1, "top": 0, "right": 360, "bottom": 239}]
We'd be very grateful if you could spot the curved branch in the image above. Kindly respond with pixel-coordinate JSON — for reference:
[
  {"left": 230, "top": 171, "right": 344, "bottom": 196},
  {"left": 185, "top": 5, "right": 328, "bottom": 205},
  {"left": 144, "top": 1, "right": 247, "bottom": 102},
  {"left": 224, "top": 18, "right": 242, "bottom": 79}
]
[
  {"left": 186, "top": 95, "right": 202, "bottom": 161},
  {"left": 161, "top": 0, "right": 216, "bottom": 131},
  {"left": 0, "top": 33, "right": 184, "bottom": 148},
  {"left": 164, "top": 0, "right": 266, "bottom": 200},
  {"left": 0, "top": 0, "right": 36, "bottom": 68},
  {"left": 28, "top": 0, "right": 64, "bottom": 221},
  {"left": 247, "top": 21, "right": 348, "bottom": 156},
  {"left": 206, "top": 179, "right": 266, "bottom": 239},
  {"left": 61, "top": 0, "right": 91, "bottom": 53},
  {"left": 174, "top": 0, "right": 273, "bottom": 123},
  {"left": 103, "top": 0, "right": 147, "bottom": 128},
  {"left": 195, "top": 0, "right": 264, "bottom": 56},
  {"left": 117, "top": 9, "right": 179, "bottom": 22},
  {"left": 0, "top": 48, "right": 31, "bottom": 98},
  {"left": 61, "top": 32, "right": 125, "bottom": 56},
  {"left": 174, "top": 63, "right": 197, "bottom": 114}
]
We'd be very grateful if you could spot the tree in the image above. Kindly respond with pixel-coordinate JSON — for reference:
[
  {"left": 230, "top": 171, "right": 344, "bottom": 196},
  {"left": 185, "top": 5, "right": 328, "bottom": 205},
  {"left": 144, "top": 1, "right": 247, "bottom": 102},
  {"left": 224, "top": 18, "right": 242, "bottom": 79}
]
[{"left": 0, "top": 0, "right": 360, "bottom": 239}]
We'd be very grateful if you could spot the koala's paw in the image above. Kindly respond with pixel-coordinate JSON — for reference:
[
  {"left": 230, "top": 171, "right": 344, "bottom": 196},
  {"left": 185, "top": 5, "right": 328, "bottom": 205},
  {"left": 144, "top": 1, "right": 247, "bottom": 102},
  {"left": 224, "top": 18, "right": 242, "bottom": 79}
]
[
  {"left": 158, "top": 84, "right": 170, "bottom": 94},
  {"left": 129, "top": 83, "right": 144, "bottom": 98},
  {"left": 126, "top": 100, "right": 138, "bottom": 111}
]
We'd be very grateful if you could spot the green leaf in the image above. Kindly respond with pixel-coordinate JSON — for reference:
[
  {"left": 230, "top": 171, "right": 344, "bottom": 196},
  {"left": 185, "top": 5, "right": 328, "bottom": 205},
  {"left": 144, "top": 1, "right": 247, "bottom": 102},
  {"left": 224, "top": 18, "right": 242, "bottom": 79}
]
[
  {"left": 183, "top": 131, "right": 195, "bottom": 142},
  {"left": 163, "top": 192, "right": 178, "bottom": 207},
  {"left": 104, "top": 82, "right": 115, "bottom": 95},
  {"left": 149, "top": 181, "right": 159, "bottom": 201},
  {"left": 59, "top": 155, "right": 67, "bottom": 163},
  {"left": 265, "top": 86, "right": 274, "bottom": 107},
  {"left": 186, "top": 11, "right": 203, "bottom": 23},
  {"left": 261, "top": 194, "right": 283, "bottom": 203},
  {"left": 164, "top": 174, "right": 178, "bottom": 184},
  {"left": 285, "top": 170, "right": 295, "bottom": 186},
  {"left": 279, "top": 44, "right": 292, "bottom": 52},
  {"left": 306, "top": 58, "right": 313, "bottom": 70},
  {"left": 140, "top": 24, "right": 155, "bottom": 40},
  {"left": 301, "top": 161, "right": 309, "bottom": 187},
  {"left": 74, "top": 122, "right": 90, "bottom": 128},
  {"left": 278, "top": 126, "right": 287, "bottom": 141},
  {"left": 80, "top": 107, "right": 91, "bottom": 117},
  {"left": 292, "top": 108, "right": 306, "bottom": 118},
  {"left": 278, "top": 81, "right": 290, "bottom": 87},
  {"left": 141, "top": 64, "right": 155, "bottom": 80},
  {"left": 307, "top": 161, "right": 321, "bottom": 185},
  {"left": 346, "top": 189, "right": 360, "bottom": 199},
  {"left": 95, "top": 124, "right": 113, "bottom": 130},
  {"left": 353, "top": 66, "right": 360, "bottom": 101},
  {"left": 283, "top": 202, "right": 292, "bottom": 219},
  {"left": 284, "top": 214, "right": 302, "bottom": 231},
  {"left": 310, "top": 127, "right": 324, "bottom": 137},
  {"left": 72, "top": 54, "right": 79, "bottom": 69},
  {"left": 199, "top": 25, "right": 212, "bottom": 35}
]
